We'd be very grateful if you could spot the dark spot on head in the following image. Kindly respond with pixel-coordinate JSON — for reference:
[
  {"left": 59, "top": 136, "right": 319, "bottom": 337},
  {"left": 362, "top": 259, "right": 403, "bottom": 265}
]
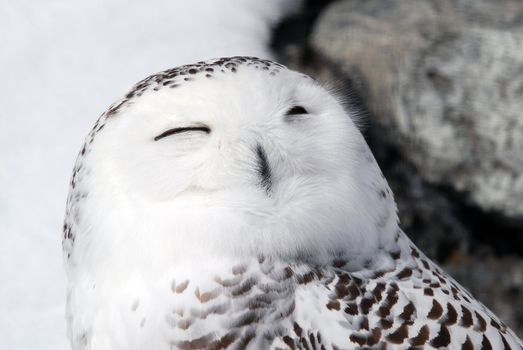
[
  {"left": 481, "top": 334, "right": 493, "bottom": 350},
  {"left": 451, "top": 286, "right": 460, "bottom": 300},
  {"left": 399, "top": 302, "right": 416, "bottom": 324},
  {"left": 232, "top": 310, "right": 260, "bottom": 328},
  {"left": 177, "top": 319, "right": 192, "bottom": 330},
  {"left": 427, "top": 299, "right": 444, "bottom": 320},
  {"left": 308, "top": 333, "right": 317, "bottom": 349},
  {"left": 475, "top": 311, "right": 487, "bottom": 332},
  {"left": 347, "top": 283, "right": 360, "bottom": 298},
  {"left": 367, "top": 328, "right": 382, "bottom": 346},
  {"left": 391, "top": 251, "right": 401, "bottom": 260},
  {"left": 350, "top": 333, "right": 366, "bottom": 346},
  {"left": 297, "top": 271, "right": 315, "bottom": 285},
  {"left": 490, "top": 318, "right": 501, "bottom": 331},
  {"left": 359, "top": 316, "right": 369, "bottom": 330},
  {"left": 344, "top": 303, "right": 358, "bottom": 315},
  {"left": 500, "top": 334, "right": 512, "bottom": 350},
  {"left": 386, "top": 323, "right": 409, "bottom": 344},
  {"left": 429, "top": 324, "right": 451, "bottom": 348},
  {"left": 326, "top": 300, "right": 340, "bottom": 311},
  {"left": 380, "top": 318, "right": 393, "bottom": 329},
  {"left": 212, "top": 332, "right": 237, "bottom": 349},
  {"left": 372, "top": 270, "right": 386, "bottom": 279},
  {"left": 462, "top": 336, "right": 474, "bottom": 350},
  {"left": 232, "top": 264, "right": 247, "bottom": 275},
  {"left": 338, "top": 272, "right": 351, "bottom": 285},
  {"left": 421, "top": 259, "right": 430, "bottom": 269},
  {"left": 231, "top": 277, "right": 256, "bottom": 297},
  {"left": 282, "top": 336, "right": 295, "bottom": 350},
  {"left": 442, "top": 303, "right": 458, "bottom": 325},
  {"left": 174, "top": 280, "right": 189, "bottom": 294},
  {"left": 360, "top": 297, "right": 375, "bottom": 315},
  {"left": 396, "top": 268, "right": 413, "bottom": 280},
  {"left": 460, "top": 305, "right": 473, "bottom": 328},
  {"left": 195, "top": 288, "right": 220, "bottom": 304},
  {"left": 293, "top": 322, "right": 303, "bottom": 337},
  {"left": 175, "top": 334, "right": 214, "bottom": 350},
  {"left": 372, "top": 283, "right": 386, "bottom": 301},
  {"left": 409, "top": 324, "right": 429, "bottom": 346},
  {"left": 377, "top": 287, "right": 399, "bottom": 318},
  {"left": 236, "top": 331, "right": 255, "bottom": 348}
]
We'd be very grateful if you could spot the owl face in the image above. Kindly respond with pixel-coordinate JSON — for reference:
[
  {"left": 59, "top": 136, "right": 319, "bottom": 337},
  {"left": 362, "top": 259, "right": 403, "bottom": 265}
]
[
  {"left": 77, "top": 58, "right": 395, "bottom": 261},
  {"left": 100, "top": 68, "right": 349, "bottom": 199}
]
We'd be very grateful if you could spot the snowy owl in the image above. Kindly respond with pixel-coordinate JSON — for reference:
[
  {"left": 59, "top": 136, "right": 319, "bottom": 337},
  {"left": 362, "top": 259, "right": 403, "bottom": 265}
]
[{"left": 63, "top": 56, "right": 522, "bottom": 350}]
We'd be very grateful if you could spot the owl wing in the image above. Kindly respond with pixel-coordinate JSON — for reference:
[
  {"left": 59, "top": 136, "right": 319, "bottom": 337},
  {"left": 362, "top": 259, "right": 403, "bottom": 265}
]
[{"left": 283, "top": 249, "right": 523, "bottom": 350}]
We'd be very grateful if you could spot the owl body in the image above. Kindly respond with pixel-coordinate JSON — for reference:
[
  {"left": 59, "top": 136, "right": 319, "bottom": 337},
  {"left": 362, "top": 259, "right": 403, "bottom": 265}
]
[
  {"left": 66, "top": 236, "right": 522, "bottom": 350},
  {"left": 64, "top": 57, "right": 522, "bottom": 349}
]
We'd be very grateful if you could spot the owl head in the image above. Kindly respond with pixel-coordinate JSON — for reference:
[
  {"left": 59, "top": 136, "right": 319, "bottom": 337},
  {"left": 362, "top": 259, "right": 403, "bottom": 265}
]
[{"left": 65, "top": 57, "right": 398, "bottom": 266}]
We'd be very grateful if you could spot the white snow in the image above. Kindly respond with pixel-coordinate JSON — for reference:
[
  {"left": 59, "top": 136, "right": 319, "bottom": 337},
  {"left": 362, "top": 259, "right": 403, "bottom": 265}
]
[{"left": 0, "top": 1, "right": 299, "bottom": 348}]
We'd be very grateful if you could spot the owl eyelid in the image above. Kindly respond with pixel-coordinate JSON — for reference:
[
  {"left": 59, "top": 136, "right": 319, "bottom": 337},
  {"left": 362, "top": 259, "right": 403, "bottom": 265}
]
[
  {"left": 154, "top": 125, "right": 211, "bottom": 141},
  {"left": 285, "top": 105, "right": 308, "bottom": 115}
]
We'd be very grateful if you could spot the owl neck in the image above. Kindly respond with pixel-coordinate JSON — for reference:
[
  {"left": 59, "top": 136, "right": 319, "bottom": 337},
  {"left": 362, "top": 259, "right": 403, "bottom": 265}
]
[
  {"left": 66, "top": 140, "right": 403, "bottom": 274},
  {"left": 67, "top": 184, "right": 403, "bottom": 279}
]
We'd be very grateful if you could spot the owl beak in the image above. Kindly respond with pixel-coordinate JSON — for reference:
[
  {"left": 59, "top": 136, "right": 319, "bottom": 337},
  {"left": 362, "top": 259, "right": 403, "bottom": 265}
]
[{"left": 255, "top": 144, "right": 272, "bottom": 194}]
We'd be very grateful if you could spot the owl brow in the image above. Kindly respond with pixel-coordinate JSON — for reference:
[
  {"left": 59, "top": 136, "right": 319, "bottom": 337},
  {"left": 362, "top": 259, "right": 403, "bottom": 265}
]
[{"left": 154, "top": 126, "right": 211, "bottom": 141}]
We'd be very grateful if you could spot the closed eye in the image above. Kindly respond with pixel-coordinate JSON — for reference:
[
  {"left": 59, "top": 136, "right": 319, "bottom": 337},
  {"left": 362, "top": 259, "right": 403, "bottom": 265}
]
[
  {"left": 154, "top": 125, "right": 211, "bottom": 141},
  {"left": 286, "top": 106, "right": 308, "bottom": 115},
  {"left": 284, "top": 105, "right": 309, "bottom": 123}
]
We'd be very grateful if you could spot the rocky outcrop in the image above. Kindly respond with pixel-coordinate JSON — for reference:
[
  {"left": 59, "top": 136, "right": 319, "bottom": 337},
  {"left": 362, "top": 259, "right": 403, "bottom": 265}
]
[
  {"left": 272, "top": 0, "right": 523, "bottom": 338},
  {"left": 310, "top": 0, "right": 523, "bottom": 220}
]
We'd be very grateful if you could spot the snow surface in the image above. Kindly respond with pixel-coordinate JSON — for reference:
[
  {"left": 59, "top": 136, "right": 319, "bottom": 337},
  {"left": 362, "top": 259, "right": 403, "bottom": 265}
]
[{"left": 0, "top": 1, "right": 299, "bottom": 348}]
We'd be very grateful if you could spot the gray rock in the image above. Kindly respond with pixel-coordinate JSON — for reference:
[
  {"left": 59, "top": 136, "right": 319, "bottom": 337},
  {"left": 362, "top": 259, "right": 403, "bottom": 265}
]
[
  {"left": 444, "top": 254, "right": 523, "bottom": 335},
  {"left": 310, "top": 0, "right": 523, "bottom": 220}
]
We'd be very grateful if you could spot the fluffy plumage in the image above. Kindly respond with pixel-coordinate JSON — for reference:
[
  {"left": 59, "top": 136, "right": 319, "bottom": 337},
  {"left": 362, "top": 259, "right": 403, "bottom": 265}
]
[{"left": 63, "top": 57, "right": 523, "bottom": 349}]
